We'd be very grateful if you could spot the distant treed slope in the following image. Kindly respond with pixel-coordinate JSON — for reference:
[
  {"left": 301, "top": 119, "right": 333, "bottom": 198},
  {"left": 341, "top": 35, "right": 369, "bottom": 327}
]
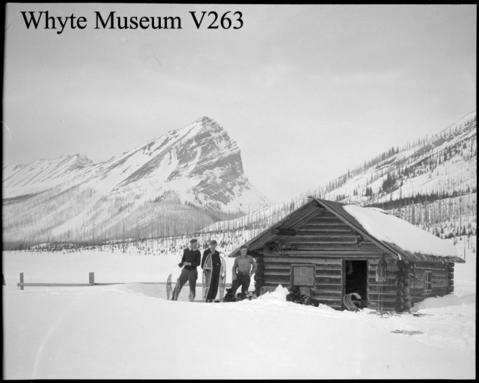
[
  {"left": 319, "top": 113, "right": 476, "bottom": 203},
  {"left": 202, "top": 113, "right": 477, "bottom": 239},
  {"left": 3, "top": 117, "right": 269, "bottom": 244},
  {"left": 379, "top": 193, "right": 476, "bottom": 239}
]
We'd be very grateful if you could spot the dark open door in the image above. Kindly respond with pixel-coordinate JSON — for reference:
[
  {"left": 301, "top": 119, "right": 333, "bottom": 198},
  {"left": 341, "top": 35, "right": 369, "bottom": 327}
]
[{"left": 344, "top": 260, "right": 368, "bottom": 301}]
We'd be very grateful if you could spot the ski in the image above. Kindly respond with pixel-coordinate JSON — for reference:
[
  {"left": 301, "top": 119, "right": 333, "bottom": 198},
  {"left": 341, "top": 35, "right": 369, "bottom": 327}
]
[{"left": 166, "top": 273, "right": 172, "bottom": 300}]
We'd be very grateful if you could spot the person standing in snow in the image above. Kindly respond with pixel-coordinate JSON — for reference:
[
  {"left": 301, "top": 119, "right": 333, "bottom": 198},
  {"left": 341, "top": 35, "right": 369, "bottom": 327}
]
[
  {"left": 171, "top": 239, "right": 201, "bottom": 301},
  {"left": 225, "top": 245, "right": 257, "bottom": 299},
  {"left": 201, "top": 240, "right": 225, "bottom": 302}
]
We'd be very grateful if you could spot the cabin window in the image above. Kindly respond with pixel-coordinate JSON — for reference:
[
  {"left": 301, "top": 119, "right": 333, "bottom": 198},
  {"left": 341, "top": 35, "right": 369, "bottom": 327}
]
[
  {"left": 424, "top": 271, "right": 432, "bottom": 292},
  {"left": 291, "top": 264, "right": 316, "bottom": 287}
]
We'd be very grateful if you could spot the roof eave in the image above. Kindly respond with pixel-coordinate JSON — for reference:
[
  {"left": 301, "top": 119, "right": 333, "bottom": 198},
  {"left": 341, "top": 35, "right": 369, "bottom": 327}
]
[
  {"left": 317, "top": 199, "right": 464, "bottom": 264},
  {"left": 227, "top": 198, "right": 320, "bottom": 257},
  {"left": 316, "top": 198, "right": 402, "bottom": 260}
]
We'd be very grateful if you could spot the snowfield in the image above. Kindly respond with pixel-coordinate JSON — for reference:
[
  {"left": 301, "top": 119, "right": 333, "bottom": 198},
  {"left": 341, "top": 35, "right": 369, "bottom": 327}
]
[{"left": 2, "top": 238, "right": 475, "bottom": 379}]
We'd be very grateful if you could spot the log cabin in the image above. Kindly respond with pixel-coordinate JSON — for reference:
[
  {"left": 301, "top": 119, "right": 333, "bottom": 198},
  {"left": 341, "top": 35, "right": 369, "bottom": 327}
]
[{"left": 228, "top": 198, "right": 464, "bottom": 312}]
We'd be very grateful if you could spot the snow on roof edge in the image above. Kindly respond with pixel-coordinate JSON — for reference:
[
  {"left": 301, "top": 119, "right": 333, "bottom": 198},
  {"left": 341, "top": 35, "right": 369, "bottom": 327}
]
[{"left": 343, "top": 204, "right": 458, "bottom": 259}]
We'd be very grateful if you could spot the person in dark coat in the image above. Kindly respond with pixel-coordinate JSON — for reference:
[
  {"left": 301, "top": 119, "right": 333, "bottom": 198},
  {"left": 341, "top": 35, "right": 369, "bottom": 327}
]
[
  {"left": 172, "top": 239, "right": 201, "bottom": 301},
  {"left": 201, "top": 240, "right": 222, "bottom": 302}
]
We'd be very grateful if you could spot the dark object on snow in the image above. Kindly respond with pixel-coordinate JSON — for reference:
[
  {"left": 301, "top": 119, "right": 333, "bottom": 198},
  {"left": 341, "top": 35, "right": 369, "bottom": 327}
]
[
  {"left": 391, "top": 329, "right": 424, "bottom": 336},
  {"left": 286, "top": 286, "right": 320, "bottom": 307},
  {"left": 343, "top": 292, "right": 365, "bottom": 311},
  {"left": 223, "top": 292, "right": 236, "bottom": 302},
  {"left": 236, "top": 292, "right": 246, "bottom": 301},
  {"left": 223, "top": 290, "right": 256, "bottom": 302}
]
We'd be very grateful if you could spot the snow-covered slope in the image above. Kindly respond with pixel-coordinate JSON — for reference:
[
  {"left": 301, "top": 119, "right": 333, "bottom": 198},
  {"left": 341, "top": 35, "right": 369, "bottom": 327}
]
[
  {"left": 3, "top": 117, "right": 269, "bottom": 243},
  {"left": 318, "top": 112, "right": 476, "bottom": 204},
  {"left": 202, "top": 112, "right": 477, "bottom": 240}
]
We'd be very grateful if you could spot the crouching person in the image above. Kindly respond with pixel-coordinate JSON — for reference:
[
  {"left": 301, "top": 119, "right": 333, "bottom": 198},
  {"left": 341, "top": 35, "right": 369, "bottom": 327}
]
[
  {"left": 171, "top": 239, "right": 201, "bottom": 301},
  {"left": 225, "top": 245, "right": 257, "bottom": 300}
]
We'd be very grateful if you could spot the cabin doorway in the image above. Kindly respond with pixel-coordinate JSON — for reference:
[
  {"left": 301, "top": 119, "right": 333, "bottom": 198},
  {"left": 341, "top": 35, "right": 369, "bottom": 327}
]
[{"left": 344, "top": 260, "right": 368, "bottom": 301}]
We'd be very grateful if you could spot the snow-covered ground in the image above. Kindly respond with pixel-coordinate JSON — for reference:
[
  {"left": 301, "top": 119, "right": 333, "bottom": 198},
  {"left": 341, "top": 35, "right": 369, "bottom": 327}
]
[{"left": 2, "top": 238, "right": 476, "bottom": 379}]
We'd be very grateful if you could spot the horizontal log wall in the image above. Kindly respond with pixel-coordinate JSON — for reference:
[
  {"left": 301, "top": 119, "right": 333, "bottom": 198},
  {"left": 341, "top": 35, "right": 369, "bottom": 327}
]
[
  {"left": 409, "top": 261, "right": 454, "bottom": 304},
  {"left": 258, "top": 207, "right": 457, "bottom": 312},
  {"left": 367, "top": 259, "right": 398, "bottom": 312},
  {"left": 446, "top": 263, "right": 454, "bottom": 294},
  {"left": 263, "top": 257, "right": 344, "bottom": 309},
  {"left": 261, "top": 209, "right": 396, "bottom": 311},
  {"left": 281, "top": 211, "right": 385, "bottom": 257}
]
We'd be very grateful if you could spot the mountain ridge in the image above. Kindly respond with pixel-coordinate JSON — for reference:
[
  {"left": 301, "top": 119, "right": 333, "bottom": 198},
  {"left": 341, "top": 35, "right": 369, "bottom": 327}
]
[
  {"left": 202, "top": 112, "right": 476, "bottom": 240},
  {"left": 3, "top": 116, "right": 269, "bottom": 243}
]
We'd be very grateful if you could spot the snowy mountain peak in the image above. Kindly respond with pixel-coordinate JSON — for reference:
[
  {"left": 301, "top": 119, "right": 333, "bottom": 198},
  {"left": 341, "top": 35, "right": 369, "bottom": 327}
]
[
  {"left": 194, "top": 115, "right": 220, "bottom": 126},
  {"left": 3, "top": 117, "right": 269, "bottom": 243}
]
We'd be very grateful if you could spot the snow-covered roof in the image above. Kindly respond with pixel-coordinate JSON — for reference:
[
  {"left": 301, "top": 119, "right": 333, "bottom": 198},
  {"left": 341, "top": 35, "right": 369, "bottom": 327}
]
[
  {"left": 343, "top": 204, "right": 458, "bottom": 259},
  {"left": 230, "top": 198, "right": 463, "bottom": 263}
]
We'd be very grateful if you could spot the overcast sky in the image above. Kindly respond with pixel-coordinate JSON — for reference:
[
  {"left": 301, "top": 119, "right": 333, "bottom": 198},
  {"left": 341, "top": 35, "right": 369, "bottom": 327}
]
[{"left": 3, "top": 4, "right": 476, "bottom": 202}]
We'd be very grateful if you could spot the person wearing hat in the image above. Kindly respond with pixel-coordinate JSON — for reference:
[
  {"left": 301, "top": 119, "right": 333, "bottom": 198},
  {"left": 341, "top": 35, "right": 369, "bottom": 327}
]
[
  {"left": 201, "top": 240, "right": 225, "bottom": 302},
  {"left": 171, "top": 238, "right": 201, "bottom": 301}
]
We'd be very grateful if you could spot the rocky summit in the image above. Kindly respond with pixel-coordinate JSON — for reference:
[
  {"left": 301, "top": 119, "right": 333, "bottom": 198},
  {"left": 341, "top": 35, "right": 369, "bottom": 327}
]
[{"left": 3, "top": 116, "right": 269, "bottom": 244}]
